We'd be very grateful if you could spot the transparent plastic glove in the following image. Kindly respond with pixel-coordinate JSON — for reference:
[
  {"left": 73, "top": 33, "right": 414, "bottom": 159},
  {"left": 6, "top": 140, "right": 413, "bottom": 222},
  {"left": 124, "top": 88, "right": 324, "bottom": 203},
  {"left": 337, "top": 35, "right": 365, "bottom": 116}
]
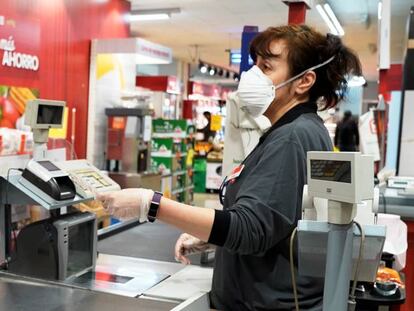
[
  {"left": 174, "top": 233, "right": 214, "bottom": 265},
  {"left": 97, "top": 188, "right": 154, "bottom": 222}
]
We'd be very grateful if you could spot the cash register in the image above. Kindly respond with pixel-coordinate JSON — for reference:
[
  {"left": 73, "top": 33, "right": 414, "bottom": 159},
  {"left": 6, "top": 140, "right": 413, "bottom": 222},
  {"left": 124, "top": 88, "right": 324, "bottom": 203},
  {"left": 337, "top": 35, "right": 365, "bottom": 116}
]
[{"left": 2, "top": 100, "right": 117, "bottom": 281}]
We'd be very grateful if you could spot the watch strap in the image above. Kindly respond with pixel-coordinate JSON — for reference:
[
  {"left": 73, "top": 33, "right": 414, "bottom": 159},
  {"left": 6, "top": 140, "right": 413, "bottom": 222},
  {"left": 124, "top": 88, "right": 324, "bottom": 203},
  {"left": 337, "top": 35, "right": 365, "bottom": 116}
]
[{"left": 148, "top": 191, "right": 163, "bottom": 222}]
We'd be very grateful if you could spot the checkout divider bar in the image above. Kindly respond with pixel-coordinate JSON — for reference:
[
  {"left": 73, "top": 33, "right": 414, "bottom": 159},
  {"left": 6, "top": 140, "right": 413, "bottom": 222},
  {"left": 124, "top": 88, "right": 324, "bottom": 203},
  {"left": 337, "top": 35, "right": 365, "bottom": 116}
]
[{"left": 97, "top": 218, "right": 141, "bottom": 240}]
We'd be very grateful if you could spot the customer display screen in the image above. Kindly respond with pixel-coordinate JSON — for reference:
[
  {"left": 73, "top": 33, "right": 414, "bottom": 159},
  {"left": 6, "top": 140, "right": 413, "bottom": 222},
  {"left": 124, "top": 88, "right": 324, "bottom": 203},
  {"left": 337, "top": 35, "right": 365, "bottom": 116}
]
[
  {"left": 37, "top": 104, "right": 63, "bottom": 125},
  {"left": 67, "top": 220, "right": 93, "bottom": 277},
  {"left": 310, "top": 160, "right": 351, "bottom": 184}
]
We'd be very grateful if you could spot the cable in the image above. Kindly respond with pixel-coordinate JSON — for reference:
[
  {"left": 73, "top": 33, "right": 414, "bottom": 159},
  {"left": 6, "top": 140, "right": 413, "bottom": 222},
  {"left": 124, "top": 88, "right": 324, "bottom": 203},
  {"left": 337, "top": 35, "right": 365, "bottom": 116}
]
[
  {"left": 349, "top": 221, "right": 365, "bottom": 302},
  {"left": 289, "top": 227, "right": 300, "bottom": 311}
]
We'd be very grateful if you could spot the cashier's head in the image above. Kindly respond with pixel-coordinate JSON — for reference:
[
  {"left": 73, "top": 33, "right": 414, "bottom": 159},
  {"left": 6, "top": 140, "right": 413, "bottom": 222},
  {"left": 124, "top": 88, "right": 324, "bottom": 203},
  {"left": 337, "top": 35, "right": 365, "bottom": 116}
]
[{"left": 249, "top": 25, "right": 362, "bottom": 113}]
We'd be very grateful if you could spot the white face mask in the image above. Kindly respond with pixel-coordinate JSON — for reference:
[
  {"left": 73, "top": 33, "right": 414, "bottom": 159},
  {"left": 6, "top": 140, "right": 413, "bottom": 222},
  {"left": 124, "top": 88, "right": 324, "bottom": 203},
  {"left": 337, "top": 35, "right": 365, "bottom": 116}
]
[{"left": 237, "top": 56, "right": 335, "bottom": 118}]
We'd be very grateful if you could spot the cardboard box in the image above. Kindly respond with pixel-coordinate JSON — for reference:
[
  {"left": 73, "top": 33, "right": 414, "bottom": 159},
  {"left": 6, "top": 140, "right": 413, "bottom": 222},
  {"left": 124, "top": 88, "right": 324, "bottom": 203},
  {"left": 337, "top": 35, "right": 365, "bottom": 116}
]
[
  {"left": 151, "top": 138, "right": 174, "bottom": 156},
  {"left": 151, "top": 156, "right": 182, "bottom": 174},
  {"left": 152, "top": 119, "right": 195, "bottom": 138}
]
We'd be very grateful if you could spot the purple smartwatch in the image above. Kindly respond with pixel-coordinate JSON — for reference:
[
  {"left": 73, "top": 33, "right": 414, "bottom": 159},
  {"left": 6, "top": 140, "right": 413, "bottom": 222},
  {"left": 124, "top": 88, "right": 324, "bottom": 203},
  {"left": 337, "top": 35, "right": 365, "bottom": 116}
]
[{"left": 148, "top": 191, "right": 163, "bottom": 222}]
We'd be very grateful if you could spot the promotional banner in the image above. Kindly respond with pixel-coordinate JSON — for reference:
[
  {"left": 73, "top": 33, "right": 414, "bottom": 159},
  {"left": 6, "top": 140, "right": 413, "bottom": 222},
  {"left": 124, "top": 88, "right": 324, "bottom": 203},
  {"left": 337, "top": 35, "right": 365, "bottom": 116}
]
[
  {"left": 0, "top": 85, "right": 38, "bottom": 128},
  {"left": 0, "top": 14, "right": 40, "bottom": 78}
]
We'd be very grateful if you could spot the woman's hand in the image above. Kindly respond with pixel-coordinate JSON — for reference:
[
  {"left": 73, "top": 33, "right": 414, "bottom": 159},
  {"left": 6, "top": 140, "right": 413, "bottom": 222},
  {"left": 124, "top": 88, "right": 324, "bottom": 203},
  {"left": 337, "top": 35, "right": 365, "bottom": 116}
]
[
  {"left": 97, "top": 188, "right": 154, "bottom": 222},
  {"left": 174, "top": 233, "right": 214, "bottom": 265}
]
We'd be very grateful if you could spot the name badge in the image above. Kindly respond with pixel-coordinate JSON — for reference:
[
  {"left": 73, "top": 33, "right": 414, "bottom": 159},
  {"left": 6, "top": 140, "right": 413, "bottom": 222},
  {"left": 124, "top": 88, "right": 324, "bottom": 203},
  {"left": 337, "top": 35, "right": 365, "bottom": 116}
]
[{"left": 227, "top": 164, "right": 245, "bottom": 182}]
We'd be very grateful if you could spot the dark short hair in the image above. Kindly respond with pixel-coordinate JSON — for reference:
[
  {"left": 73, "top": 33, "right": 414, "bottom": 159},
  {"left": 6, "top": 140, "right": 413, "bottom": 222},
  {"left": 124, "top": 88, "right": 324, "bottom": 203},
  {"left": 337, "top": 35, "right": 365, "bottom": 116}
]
[
  {"left": 344, "top": 110, "right": 352, "bottom": 119},
  {"left": 250, "top": 25, "right": 362, "bottom": 110}
]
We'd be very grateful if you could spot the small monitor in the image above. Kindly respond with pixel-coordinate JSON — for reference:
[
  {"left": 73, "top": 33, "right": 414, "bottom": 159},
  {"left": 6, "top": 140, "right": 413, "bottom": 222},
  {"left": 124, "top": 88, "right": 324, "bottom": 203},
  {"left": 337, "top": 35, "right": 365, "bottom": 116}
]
[
  {"left": 307, "top": 152, "right": 374, "bottom": 204},
  {"left": 25, "top": 99, "right": 65, "bottom": 129},
  {"left": 310, "top": 160, "right": 351, "bottom": 183},
  {"left": 36, "top": 104, "right": 63, "bottom": 125}
]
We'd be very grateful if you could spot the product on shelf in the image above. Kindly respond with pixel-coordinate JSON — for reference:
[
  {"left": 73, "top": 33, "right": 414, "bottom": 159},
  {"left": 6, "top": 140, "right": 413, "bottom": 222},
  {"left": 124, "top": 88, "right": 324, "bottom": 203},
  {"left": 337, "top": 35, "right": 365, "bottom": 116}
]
[{"left": 151, "top": 119, "right": 195, "bottom": 204}]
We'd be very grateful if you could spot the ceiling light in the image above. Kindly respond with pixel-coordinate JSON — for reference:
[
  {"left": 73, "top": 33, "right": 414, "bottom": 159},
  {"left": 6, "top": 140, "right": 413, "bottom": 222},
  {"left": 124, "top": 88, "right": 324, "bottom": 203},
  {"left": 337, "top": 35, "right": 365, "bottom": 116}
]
[
  {"left": 233, "top": 73, "right": 240, "bottom": 81},
  {"left": 199, "top": 62, "right": 208, "bottom": 74},
  {"left": 378, "top": 1, "right": 383, "bottom": 20},
  {"left": 323, "top": 4, "right": 345, "bottom": 36},
  {"left": 316, "top": 4, "right": 338, "bottom": 36},
  {"left": 209, "top": 67, "right": 216, "bottom": 76},
  {"left": 129, "top": 13, "right": 170, "bottom": 21},
  {"left": 347, "top": 75, "right": 366, "bottom": 87},
  {"left": 129, "top": 7, "right": 180, "bottom": 22},
  {"left": 218, "top": 69, "right": 224, "bottom": 77},
  {"left": 225, "top": 71, "right": 230, "bottom": 79}
]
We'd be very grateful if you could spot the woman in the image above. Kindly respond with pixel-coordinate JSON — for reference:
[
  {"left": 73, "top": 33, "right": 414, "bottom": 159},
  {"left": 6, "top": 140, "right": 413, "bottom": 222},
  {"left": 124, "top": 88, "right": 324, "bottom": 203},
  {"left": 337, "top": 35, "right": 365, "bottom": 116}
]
[{"left": 98, "top": 25, "right": 361, "bottom": 310}]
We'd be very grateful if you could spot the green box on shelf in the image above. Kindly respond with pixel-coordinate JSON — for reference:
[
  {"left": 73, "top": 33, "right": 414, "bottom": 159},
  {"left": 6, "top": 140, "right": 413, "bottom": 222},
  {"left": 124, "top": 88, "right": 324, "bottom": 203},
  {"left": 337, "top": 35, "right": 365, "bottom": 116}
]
[
  {"left": 151, "top": 156, "right": 182, "bottom": 174},
  {"left": 152, "top": 119, "right": 195, "bottom": 138},
  {"left": 151, "top": 138, "right": 174, "bottom": 156},
  {"left": 194, "top": 158, "right": 207, "bottom": 172},
  {"left": 194, "top": 171, "right": 206, "bottom": 193}
]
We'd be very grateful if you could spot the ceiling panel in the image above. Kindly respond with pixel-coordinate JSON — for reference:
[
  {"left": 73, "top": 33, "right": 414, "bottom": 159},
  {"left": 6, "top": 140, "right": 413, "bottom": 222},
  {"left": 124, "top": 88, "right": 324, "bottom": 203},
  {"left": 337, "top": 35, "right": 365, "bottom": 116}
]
[{"left": 129, "top": 0, "right": 414, "bottom": 80}]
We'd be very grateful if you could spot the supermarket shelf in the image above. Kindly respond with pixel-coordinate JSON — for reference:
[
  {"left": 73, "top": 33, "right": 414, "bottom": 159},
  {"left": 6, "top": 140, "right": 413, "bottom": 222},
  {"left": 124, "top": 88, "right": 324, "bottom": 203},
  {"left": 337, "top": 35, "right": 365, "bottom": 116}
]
[
  {"left": 152, "top": 133, "right": 188, "bottom": 139},
  {"left": 161, "top": 168, "right": 193, "bottom": 178},
  {"left": 172, "top": 170, "right": 187, "bottom": 176},
  {"left": 151, "top": 152, "right": 187, "bottom": 158},
  {"left": 171, "top": 185, "right": 194, "bottom": 195}
]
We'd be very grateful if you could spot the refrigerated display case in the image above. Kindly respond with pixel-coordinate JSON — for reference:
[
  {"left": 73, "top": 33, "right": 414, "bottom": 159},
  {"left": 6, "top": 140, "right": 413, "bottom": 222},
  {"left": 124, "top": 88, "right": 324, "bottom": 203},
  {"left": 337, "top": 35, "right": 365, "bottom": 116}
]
[{"left": 136, "top": 76, "right": 182, "bottom": 120}]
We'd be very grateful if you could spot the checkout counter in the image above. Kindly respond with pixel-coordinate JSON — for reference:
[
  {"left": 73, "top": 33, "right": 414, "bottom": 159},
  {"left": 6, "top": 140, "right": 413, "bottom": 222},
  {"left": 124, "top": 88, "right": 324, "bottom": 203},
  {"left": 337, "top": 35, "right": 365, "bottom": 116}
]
[
  {"left": 0, "top": 99, "right": 212, "bottom": 311},
  {"left": 0, "top": 99, "right": 404, "bottom": 311},
  {"left": 0, "top": 171, "right": 212, "bottom": 310}
]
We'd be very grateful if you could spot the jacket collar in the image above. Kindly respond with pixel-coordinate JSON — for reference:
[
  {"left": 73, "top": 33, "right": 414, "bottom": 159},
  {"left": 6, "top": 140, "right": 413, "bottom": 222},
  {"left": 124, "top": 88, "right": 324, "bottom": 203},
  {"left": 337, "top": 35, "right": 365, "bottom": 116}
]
[{"left": 258, "top": 102, "right": 318, "bottom": 145}]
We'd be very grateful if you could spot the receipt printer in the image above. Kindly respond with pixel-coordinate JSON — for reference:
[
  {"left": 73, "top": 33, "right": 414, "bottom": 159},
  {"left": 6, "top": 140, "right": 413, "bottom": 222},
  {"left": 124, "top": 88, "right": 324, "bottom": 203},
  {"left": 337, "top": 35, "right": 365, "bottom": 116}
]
[{"left": 22, "top": 160, "right": 76, "bottom": 201}]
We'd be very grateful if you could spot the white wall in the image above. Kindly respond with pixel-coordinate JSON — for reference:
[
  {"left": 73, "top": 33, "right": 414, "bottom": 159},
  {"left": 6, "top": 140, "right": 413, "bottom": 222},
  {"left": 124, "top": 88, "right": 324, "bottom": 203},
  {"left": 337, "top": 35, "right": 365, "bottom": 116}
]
[{"left": 398, "top": 90, "right": 414, "bottom": 176}]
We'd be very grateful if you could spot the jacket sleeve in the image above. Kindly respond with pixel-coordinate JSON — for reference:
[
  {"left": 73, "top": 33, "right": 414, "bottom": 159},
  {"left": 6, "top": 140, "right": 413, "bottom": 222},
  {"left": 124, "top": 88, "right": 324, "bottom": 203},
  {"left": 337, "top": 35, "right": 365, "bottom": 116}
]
[{"left": 223, "top": 138, "right": 306, "bottom": 256}]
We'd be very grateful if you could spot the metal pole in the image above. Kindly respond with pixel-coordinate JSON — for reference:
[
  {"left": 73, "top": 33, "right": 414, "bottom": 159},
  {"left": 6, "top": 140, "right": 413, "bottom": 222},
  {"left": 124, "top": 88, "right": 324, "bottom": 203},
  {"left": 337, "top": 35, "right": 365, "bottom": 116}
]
[
  {"left": 0, "top": 204, "right": 5, "bottom": 264},
  {"left": 323, "top": 223, "right": 354, "bottom": 311}
]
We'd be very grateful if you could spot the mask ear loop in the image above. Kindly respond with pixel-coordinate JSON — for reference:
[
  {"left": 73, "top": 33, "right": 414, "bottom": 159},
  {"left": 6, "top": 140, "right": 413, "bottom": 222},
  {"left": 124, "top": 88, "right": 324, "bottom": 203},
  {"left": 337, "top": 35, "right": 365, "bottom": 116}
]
[{"left": 274, "top": 55, "right": 336, "bottom": 90}]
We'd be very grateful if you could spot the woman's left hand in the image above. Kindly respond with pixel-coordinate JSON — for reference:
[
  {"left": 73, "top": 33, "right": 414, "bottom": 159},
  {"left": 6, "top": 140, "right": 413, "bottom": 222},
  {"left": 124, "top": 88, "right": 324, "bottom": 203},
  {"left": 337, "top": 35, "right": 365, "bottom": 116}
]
[{"left": 97, "top": 188, "right": 154, "bottom": 222}]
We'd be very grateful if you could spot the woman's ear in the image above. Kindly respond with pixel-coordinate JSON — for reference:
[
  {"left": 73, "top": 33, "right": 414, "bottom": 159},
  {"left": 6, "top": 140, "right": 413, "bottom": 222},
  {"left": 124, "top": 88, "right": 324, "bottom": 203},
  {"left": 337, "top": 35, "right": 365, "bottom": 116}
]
[{"left": 295, "top": 71, "right": 316, "bottom": 95}]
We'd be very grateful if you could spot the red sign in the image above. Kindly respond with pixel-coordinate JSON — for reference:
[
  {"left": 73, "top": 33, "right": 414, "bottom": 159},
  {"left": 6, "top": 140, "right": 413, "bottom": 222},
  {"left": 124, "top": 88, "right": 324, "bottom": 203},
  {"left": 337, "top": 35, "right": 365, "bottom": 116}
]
[
  {"left": 0, "top": 14, "right": 40, "bottom": 79},
  {"left": 189, "top": 81, "right": 222, "bottom": 99},
  {"left": 136, "top": 75, "right": 181, "bottom": 94}
]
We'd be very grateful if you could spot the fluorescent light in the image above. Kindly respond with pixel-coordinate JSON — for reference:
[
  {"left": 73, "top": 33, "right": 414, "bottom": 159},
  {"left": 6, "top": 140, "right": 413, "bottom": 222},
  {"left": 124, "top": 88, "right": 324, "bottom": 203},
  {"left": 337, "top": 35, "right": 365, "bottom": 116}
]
[
  {"left": 378, "top": 1, "right": 383, "bottom": 20},
  {"left": 316, "top": 4, "right": 338, "bottom": 35},
  {"left": 347, "top": 75, "right": 366, "bottom": 87},
  {"left": 129, "top": 13, "right": 170, "bottom": 22},
  {"left": 323, "top": 4, "right": 345, "bottom": 36},
  {"left": 129, "top": 7, "right": 180, "bottom": 22}
]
